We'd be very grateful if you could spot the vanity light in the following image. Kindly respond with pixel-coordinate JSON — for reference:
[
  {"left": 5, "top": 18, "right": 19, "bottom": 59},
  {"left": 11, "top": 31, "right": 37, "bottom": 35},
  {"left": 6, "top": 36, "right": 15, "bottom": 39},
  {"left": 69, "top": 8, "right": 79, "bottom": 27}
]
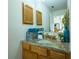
[{"left": 51, "top": 6, "right": 54, "bottom": 8}]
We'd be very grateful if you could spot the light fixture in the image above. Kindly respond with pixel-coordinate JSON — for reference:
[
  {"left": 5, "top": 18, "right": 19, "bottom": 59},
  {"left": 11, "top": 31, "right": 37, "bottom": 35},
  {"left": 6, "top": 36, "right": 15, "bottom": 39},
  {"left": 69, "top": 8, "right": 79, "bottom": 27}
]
[{"left": 51, "top": 6, "right": 54, "bottom": 8}]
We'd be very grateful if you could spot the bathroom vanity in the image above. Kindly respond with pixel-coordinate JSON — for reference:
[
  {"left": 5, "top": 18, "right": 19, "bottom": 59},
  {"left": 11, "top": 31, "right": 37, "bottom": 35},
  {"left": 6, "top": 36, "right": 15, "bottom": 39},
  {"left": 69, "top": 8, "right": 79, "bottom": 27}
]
[{"left": 22, "top": 40, "right": 70, "bottom": 59}]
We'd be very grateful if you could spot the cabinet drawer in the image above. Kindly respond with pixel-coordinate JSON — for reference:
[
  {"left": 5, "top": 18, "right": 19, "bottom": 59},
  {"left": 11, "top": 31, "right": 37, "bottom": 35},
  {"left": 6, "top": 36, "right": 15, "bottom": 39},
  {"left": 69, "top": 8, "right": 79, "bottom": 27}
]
[
  {"left": 48, "top": 50, "right": 65, "bottom": 59},
  {"left": 31, "top": 45, "right": 47, "bottom": 56},
  {"left": 22, "top": 42, "right": 30, "bottom": 50}
]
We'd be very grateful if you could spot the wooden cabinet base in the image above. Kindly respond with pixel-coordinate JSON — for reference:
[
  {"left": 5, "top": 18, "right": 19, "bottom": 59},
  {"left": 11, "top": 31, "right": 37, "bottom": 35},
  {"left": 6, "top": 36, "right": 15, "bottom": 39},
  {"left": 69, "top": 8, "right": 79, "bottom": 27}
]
[{"left": 22, "top": 41, "right": 70, "bottom": 59}]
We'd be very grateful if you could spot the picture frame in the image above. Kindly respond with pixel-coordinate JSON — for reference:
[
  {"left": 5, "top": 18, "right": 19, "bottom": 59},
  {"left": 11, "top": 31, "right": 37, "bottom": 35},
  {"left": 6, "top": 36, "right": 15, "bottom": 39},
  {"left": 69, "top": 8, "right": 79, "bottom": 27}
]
[
  {"left": 36, "top": 10, "right": 42, "bottom": 25},
  {"left": 22, "top": 3, "right": 33, "bottom": 24}
]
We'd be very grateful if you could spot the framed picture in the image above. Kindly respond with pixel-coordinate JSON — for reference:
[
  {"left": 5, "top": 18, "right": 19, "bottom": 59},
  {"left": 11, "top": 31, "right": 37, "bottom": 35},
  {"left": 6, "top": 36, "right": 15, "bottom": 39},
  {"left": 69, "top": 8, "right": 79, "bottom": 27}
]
[
  {"left": 36, "top": 10, "right": 42, "bottom": 25},
  {"left": 22, "top": 3, "right": 33, "bottom": 24}
]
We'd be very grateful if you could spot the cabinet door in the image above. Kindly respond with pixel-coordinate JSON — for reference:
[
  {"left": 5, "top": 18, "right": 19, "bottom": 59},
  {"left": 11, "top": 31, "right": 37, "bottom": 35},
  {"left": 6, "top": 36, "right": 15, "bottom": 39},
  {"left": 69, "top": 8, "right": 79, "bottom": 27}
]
[
  {"left": 38, "top": 55, "right": 50, "bottom": 59},
  {"left": 65, "top": 53, "right": 70, "bottom": 59},
  {"left": 23, "top": 50, "right": 37, "bottom": 59},
  {"left": 31, "top": 45, "right": 47, "bottom": 56},
  {"left": 48, "top": 50, "right": 65, "bottom": 59}
]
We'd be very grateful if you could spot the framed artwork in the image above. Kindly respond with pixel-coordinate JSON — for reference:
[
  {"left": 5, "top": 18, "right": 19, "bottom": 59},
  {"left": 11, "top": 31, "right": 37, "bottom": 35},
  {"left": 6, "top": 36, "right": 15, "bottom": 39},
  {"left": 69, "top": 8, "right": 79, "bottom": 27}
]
[
  {"left": 22, "top": 3, "right": 33, "bottom": 24},
  {"left": 36, "top": 11, "right": 42, "bottom": 25}
]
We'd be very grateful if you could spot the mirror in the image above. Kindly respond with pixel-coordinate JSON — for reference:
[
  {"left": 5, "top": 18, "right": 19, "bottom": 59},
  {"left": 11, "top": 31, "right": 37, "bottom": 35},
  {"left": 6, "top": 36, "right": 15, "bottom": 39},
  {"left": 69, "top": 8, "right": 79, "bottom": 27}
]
[{"left": 22, "top": 0, "right": 68, "bottom": 32}]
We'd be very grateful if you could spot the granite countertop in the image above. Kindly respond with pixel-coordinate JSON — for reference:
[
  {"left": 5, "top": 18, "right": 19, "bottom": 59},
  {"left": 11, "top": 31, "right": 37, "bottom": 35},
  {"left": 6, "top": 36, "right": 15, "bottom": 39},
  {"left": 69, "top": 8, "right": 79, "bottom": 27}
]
[{"left": 22, "top": 39, "right": 70, "bottom": 53}]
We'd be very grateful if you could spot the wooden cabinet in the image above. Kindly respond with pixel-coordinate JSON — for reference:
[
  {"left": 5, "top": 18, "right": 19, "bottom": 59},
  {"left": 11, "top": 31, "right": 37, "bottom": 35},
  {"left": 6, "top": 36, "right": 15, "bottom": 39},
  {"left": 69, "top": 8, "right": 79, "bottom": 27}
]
[
  {"left": 22, "top": 42, "right": 30, "bottom": 50},
  {"left": 48, "top": 50, "right": 65, "bottom": 59},
  {"left": 22, "top": 42, "right": 37, "bottom": 59},
  {"left": 65, "top": 53, "right": 71, "bottom": 59},
  {"left": 22, "top": 41, "right": 70, "bottom": 59},
  {"left": 23, "top": 50, "right": 37, "bottom": 59},
  {"left": 31, "top": 45, "right": 47, "bottom": 56}
]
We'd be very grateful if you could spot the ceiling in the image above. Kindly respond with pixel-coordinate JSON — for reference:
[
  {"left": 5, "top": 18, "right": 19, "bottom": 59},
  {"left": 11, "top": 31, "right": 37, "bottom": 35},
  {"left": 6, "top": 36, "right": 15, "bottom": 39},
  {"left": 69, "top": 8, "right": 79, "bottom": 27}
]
[{"left": 41, "top": 0, "right": 67, "bottom": 10}]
